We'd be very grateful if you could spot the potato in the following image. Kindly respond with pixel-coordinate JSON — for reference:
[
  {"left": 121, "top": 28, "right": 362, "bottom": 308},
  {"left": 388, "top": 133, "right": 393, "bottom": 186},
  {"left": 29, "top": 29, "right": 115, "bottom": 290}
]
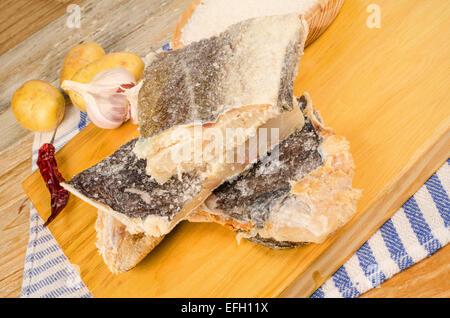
[
  {"left": 59, "top": 42, "right": 105, "bottom": 87},
  {"left": 12, "top": 80, "right": 65, "bottom": 132},
  {"left": 68, "top": 52, "right": 145, "bottom": 112}
]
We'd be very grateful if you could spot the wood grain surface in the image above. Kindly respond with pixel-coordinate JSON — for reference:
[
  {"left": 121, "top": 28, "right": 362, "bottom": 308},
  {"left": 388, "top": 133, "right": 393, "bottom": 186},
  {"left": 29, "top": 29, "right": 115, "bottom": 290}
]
[
  {"left": 0, "top": 0, "right": 448, "bottom": 298},
  {"left": 22, "top": 0, "right": 450, "bottom": 298},
  {"left": 361, "top": 244, "right": 450, "bottom": 298},
  {"left": 0, "top": 0, "right": 191, "bottom": 151},
  {"left": 0, "top": 134, "right": 33, "bottom": 298}
]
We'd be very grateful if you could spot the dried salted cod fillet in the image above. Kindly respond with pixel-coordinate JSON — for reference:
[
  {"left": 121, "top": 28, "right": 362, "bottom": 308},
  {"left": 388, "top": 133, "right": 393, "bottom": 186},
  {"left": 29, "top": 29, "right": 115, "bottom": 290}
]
[
  {"left": 135, "top": 13, "right": 308, "bottom": 183},
  {"left": 70, "top": 96, "right": 305, "bottom": 273},
  {"left": 62, "top": 100, "right": 304, "bottom": 237},
  {"left": 89, "top": 96, "right": 360, "bottom": 273},
  {"left": 192, "top": 96, "right": 362, "bottom": 247},
  {"left": 95, "top": 210, "right": 165, "bottom": 274}
]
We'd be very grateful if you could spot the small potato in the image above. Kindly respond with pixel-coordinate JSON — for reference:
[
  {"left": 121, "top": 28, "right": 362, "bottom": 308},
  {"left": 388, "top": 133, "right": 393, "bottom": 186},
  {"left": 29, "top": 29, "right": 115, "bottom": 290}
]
[
  {"left": 68, "top": 52, "right": 145, "bottom": 112},
  {"left": 59, "top": 42, "right": 105, "bottom": 87},
  {"left": 12, "top": 80, "right": 65, "bottom": 132}
]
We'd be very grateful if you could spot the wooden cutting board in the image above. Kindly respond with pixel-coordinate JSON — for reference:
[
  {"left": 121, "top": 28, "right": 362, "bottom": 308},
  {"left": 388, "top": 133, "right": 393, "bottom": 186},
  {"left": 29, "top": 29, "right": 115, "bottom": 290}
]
[{"left": 22, "top": 0, "right": 450, "bottom": 297}]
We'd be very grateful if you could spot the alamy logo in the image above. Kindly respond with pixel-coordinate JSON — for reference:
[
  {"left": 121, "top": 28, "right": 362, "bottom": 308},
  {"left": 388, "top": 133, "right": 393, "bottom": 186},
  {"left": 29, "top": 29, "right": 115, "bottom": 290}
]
[
  {"left": 167, "top": 126, "right": 281, "bottom": 175},
  {"left": 65, "top": 264, "right": 83, "bottom": 290},
  {"left": 366, "top": 264, "right": 383, "bottom": 288},
  {"left": 366, "top": 4, "right": 381, "bottom": 29},
  {"left": 66, "top": 4, "right": 81, "bottom": 29}
]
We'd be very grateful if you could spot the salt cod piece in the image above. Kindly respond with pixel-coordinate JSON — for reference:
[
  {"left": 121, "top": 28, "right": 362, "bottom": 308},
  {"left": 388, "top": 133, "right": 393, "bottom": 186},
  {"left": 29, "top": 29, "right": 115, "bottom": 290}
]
[
  {"left": 135, "top": 14, "right": 308, "bottom": 184},
  {"left": 192, "top": 97, "right": 362, "bottom": 246},
  {"left": 88, "top": 96, "right": 360, "bottom": 273}
]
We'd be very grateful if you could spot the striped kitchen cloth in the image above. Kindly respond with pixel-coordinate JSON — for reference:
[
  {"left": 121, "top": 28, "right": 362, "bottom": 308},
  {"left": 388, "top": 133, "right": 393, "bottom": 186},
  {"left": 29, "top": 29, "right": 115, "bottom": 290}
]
[
  {"left": 21, "top": 104, "right": 92, "bottom": 298},
  {"left": 312, "top": 159, "right": 450, "bottom": 298},
  {"left": 20, "top": 43, "right": 449, "bottom": 297}
]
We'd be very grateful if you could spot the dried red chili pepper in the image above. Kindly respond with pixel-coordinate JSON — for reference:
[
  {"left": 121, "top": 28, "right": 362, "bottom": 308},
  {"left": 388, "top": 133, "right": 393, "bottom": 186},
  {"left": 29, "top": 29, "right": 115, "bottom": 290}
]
[{"left": 37, "top": 143, "right": 69, "bottom": 226}]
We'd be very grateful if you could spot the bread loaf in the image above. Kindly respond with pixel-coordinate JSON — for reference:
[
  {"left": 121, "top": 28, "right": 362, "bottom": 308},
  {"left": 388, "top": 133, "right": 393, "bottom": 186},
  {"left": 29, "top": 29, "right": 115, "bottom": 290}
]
[
  {"left": 172, "top": 0, "right": 344, "bottom": 49},
  {"left": 90, "top": 95, "right": 360, "bottom": 272}
]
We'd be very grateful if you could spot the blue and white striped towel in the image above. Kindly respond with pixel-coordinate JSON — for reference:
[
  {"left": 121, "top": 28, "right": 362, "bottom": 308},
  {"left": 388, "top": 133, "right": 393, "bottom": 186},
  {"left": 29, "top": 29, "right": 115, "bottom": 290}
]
[
  {"left": 20, "top": 43, "right": 449, "bottom": 298},
  {"left": 312, "top": 161, "right": 450, "bottom": 297}
]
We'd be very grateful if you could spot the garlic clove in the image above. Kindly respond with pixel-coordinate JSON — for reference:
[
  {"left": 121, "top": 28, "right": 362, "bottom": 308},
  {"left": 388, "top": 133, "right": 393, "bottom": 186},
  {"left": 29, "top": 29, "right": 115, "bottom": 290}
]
[
  {"left": 120, "top": 81, "right": 143, "bottom": 124},
  {"left": 90, "top": 68, "right": 135, "bottom": 87},
  {"left": 61, "top": 68, "right": 142, "bottom": 129},
  {"left": 86, "top": 93, "right": 128, "bottom": 129}
]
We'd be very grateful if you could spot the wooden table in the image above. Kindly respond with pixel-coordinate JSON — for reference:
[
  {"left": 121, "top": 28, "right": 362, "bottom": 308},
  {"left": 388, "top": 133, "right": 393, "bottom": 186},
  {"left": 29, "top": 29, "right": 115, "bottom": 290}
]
[{"left": 0, "top": 0, "right": 448, "bottom": 298}]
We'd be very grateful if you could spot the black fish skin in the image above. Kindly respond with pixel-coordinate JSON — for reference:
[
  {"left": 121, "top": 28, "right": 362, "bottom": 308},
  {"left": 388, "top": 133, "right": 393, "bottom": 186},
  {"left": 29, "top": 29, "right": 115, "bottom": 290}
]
[
  {"left": 246, "top": 234, "right": 302, "bottom": 249},
  {"left": 68, "top": 139, "right": 205, "bottom": 220}
]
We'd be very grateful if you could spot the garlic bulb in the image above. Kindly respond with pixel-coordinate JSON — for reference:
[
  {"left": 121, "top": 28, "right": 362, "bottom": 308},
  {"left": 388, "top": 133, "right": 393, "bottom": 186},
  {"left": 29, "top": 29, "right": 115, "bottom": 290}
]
[{"left": 61, "top": 68, "right": 142, "bottom": 129}]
